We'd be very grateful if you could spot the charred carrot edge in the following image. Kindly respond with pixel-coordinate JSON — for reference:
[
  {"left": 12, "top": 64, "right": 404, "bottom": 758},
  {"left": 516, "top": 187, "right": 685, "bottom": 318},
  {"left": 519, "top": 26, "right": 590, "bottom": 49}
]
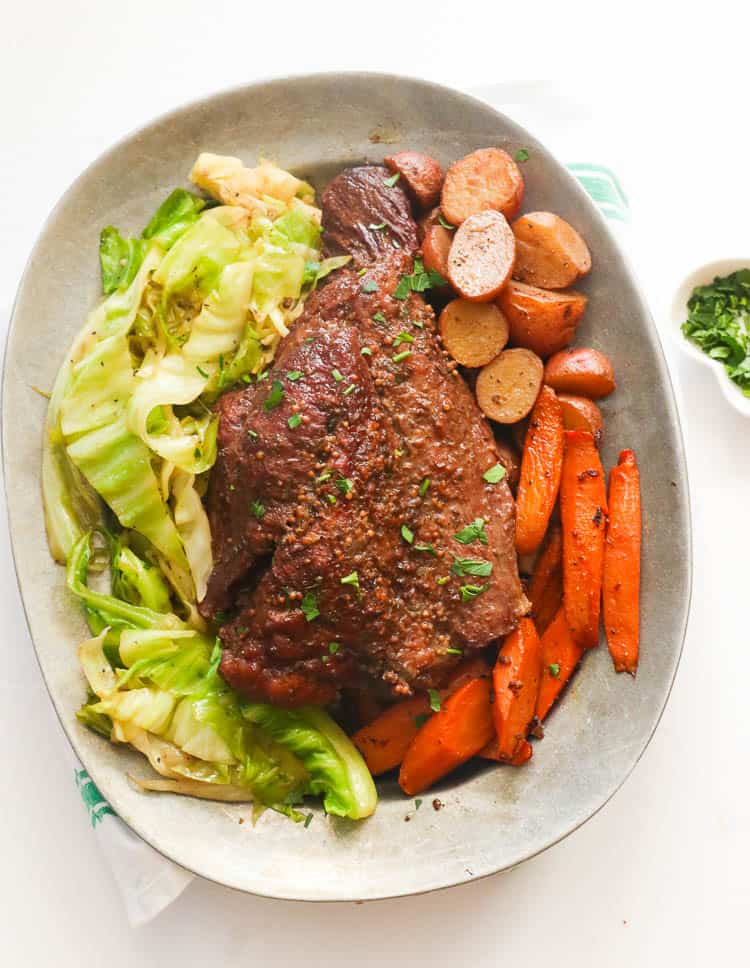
[
  {"left": 515, "top": 386, "right": 565, "bottom": 555},
  {"left": 535, "top": 607, "right": 586, "bottom": 721},
  {"left": 560, "top": 430, "right": 608, "bottom": 648},
  {"left": 528, "top": 524, "right": 563, "bottom": 635},
  {"left": 399, "top": 677, "right": 495, "bottom": 796},
  {"left": 480, "top": 736, "right": 533, "bottom": 766},
  {"left": 492, "top": 617, "right": 543, "bottom": 761},
  {"left": 603, "top": 449, "right": 641, "bottom": 675}
]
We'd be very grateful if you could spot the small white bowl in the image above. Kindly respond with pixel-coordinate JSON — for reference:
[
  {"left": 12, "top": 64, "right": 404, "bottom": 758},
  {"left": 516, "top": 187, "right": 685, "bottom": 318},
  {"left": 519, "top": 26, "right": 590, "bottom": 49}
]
[{"left": 670, "top": 257, "right": 750, "bottom": 418}]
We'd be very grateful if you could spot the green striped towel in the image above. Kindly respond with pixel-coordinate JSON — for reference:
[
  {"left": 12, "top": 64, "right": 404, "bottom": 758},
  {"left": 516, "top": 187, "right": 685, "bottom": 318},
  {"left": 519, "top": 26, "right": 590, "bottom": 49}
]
[{"left": 567, "top": 162, "right": 629, "bottom": 222}]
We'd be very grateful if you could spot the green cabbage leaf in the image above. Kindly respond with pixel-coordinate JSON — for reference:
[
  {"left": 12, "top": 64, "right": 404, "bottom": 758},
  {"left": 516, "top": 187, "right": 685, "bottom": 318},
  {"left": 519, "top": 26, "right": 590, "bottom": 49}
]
[{"left": 242, "top": 703, "right": 377, "bottom": 819}]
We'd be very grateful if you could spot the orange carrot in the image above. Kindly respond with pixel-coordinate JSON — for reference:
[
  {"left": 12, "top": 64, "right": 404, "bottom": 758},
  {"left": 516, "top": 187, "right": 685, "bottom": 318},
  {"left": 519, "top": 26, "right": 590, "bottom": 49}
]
[
  {"left": 444, "top": 655, "right": 491, "bottom": 693},
  {"left": 480, "top": 736, "right": 533, "bottom": 766},
  {"left": 352, "top": 695, "right": 432, "bottom": 776},
  {"left": 560, "top": 430, "right": 607, "bottom": 647},
  {"left": 535, "top": 607, "right": 586, "bottom": 721},
  {"left": 399, "top": 678, "right": 495, "bottom": 795},
  {"left": 603, "top": 449, "right": 641, "bottom": 674},
  {"left": 492, "top": 617, "right": 543, "bottom": 761},
  {"left": 351, "top": 656, "right": 490, "bottom": 776},
  {"left": 515, "top": 386, "right": 565, "bottom": 555},
  {"left": 528, "top": 524, "right": 563, "bottom": 635}
]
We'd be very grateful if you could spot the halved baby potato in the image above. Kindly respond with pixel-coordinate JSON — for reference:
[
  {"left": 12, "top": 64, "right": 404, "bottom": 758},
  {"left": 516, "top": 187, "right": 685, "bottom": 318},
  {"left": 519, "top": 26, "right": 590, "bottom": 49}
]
[
  {"left": 384, "top": 151, "right": 444, "bottom": 210},
  {"left": 441, "top": 148, "right": 524, "bottom": 225},
  {"left": 439, "top": 299, "right": 509, "bottom": 367},
  {"left": 447, "top": 210, "right": 516, "bottom": 302},
  {"left": 497, "top": 280, "right": 587, "bottom": 358},
  {"left": 476, "top": 348, "right": 544, "bottom": 424},
  {"left": 544, "top": 347, "right": 615, "bottom": 399},
  {"left": 511, "top": 212, "right": 591, "bottom": 290}
]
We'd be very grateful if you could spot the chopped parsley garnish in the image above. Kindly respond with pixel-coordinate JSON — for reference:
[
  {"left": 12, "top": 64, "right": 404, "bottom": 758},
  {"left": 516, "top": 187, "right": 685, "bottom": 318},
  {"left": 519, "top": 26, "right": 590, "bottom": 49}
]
[
  {"left": 436, "top": 575, "right": 450, "bottom": 586},
  {"left": 372, "top": 311, "right": 387, "bottom": 324},
  {"left": 287, "top": 413, "right": 302, "bottom": 429},
  {"left": 450, "top": 556, "right": 493, "bottom": 578},
  {"left": 250, "top": 500, "right": 266, "bottom": 520},
  {"left": 419, "top": 478, "right": 431, "bottom": 498},
  {"left": 438, "top": 214, "right": 455, "bottom": 230},
  {"left": 393, "top": 349, "right": 412, "bottom": 364},
  {"left": 414, "top": 713, "right": 430, "bottom": 728},
  {"left": 329, "top": 641, "right": 340, "bottom": 655},
  {"left": 362, "top": 279, "right": 379, "bottom": 293},
  {"left": 414, "top": 543, "right": 436, "bottom": 555},
  {"left": 460, "top": 583, "right": 489, "bottom": 602},
  {"left": 263, "top": 379, "right": 285, "bottom": 411},
  {"left": 301, "top": 591, "right": 320, "bottom": 622},
  {"left": 196, "top": 365, "right": 210, "bottom": 379},
  {"left": 384, "top": 172, "right": 401, "bottom": 187},
  {"left": 483, "top": 463, "right": 507, "bottom": 484},
  {"left": 340, "top": 571, "right": 360, "bottom": 592},
  {"left": 247, "top": 428, "right": 258, "bottom": 439},
  {"left": 327, "top": 493, "right": 337, "bottom": 504},
  {"left": 514, "top": 148, "right": 530, "bottom": 162},
  {"left": 316, "top": 470, "right": 332, "bottom": 483},
  {"left": 361, "top": 347, "right": 373, "bottom": 356},
  {"left": 335, "top": 477, "right": 353, "bottom": 495},
  {"left": 357, "top": 267, "right": 368, "bottom": 276},
  {"left": 304, "top": 813, "right": 313, "bottom": 828},
  {"left": 446, "top": 647, "right": 463, "bottom": 656},
  {"left": 393, "top": 257, "right": 447, "bottom": 300},
  {"left": 332, "top": 369, "right": 344, "bottom": 382},
  {"left": 343, "top": 384, "right": 357, "bottom": 397},
  {"left": 393, "top": 331, "right": 414, "bottom": 347},
  {"left": 256, "top": 370, "right": 269, "bottom": 381},
  {"left": 548, "top": 663, "right": 561, "bottom": 678},
  {"left": 368, "top": 221, "right": 386, "bottom": 230},
  {"left": 415, "top": 798, "right": 423, "bottom": 810},
  {"left": 401, "top": 524, "right": 415, "bottom": 544},
  {"left": 428, "top": 689, "right": 442, "bottom": 713},
  {"left": 287, "top": 370, "right": 303, "bottom": 381},
  {"left": 681, "top": 269, "right": 750, "bottom": 394},
  {"left": 454, "top": 517, "right": 489, "bottom": 545},
  {"left": 241, "top": 374, "right": 252, "bottom": 384}
]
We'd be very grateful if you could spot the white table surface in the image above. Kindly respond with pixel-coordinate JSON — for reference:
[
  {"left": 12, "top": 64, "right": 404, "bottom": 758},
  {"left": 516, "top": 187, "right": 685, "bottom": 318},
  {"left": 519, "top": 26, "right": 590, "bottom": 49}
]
[{"left": 3, "top": 4, "right": 749, "bottom": 965}]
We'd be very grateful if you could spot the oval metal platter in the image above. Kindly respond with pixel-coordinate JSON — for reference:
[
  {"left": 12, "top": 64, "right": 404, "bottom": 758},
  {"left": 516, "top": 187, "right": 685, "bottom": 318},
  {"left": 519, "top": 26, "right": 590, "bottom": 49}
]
[{"left": 2, "top": 73, "right": 691, "bottom": 900}]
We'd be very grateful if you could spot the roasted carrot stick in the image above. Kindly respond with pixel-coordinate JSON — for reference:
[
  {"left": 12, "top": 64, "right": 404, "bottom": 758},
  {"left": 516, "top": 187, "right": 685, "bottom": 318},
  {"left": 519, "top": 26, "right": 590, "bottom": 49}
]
[
  {"left": 444, "top": 655, "right": 491, "bottom": 693},
  {"left": 515, "top": 386, "right": 565, "bottom": 555},
  {"left": 399, "top": 678, "right": 495, "bottom": 795},
  {"left": 528, "top": 524, "right": 563, "bottom": 635},
  {"left": 560, "top": 430, "right": 607, "bottom": 647},
  {"left": 352, "top": 695, "right": 432, "bottom": 776},
  {"left": 492, "top": 617, "right": 543, "bottom": 761},
  {"left": 535, "top": 607, "right": 586, "bottom": 721},
  {"left": 480, "top": 736, "right": 533, "bottom": 766},
  {"left": 351, "top": 656, "right": 491, "bottom": 776},
  {"left": 603, "top": 449, "right": 641, "bottom": 675}
]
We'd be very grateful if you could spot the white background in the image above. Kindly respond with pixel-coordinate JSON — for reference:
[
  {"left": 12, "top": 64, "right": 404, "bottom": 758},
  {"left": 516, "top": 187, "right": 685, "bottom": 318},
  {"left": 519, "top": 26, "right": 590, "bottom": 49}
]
[{"left": 2, "top": 2, "right": 749, "bottom": 965}]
